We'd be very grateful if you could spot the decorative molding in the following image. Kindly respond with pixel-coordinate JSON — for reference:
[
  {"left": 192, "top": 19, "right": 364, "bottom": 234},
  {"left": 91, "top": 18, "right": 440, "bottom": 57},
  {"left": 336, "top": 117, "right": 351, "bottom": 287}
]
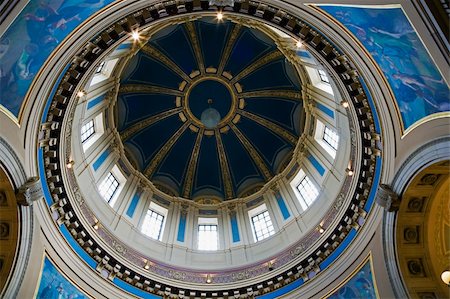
[
  {"left": 238, "top": 109, "right": 298, "bottom": 145},
  {"left": 184, "top": 21, "right": 205, "bottom": 74},
  {"left": 120, "top": 107, "right": 183, "bottom": 141},
  {"left": 143, "top": 121, "right": 191, "bottom": 178},
  {"left": 229, "top": 122, "right": 272, "bottom": 180},
  {"left": 182, "top": 128, "right": 204, "bottom": 198},
  {"left": 215, "top": 129, "right": 234, "bottom": 199},
  {"left": 16, "top": 177, "right": 43, "bottom": 206},
  {"left": 375, "top": 184, "right": 400, "bottom": 212}
]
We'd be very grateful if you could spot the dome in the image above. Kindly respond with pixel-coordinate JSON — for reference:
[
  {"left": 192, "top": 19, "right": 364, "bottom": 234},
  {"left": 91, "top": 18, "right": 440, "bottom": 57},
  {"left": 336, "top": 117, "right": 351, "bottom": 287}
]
[
  {"left": 116, "top": 17, "right": 305, "bottom": 200},
  {"left": 8, "top": 1, "right": 450, "bottom": 298}
]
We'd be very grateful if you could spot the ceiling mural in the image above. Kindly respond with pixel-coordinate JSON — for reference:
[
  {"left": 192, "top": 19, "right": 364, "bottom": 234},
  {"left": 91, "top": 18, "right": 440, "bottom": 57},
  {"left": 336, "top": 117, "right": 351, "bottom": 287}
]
[
  {"left": 318, "top": 5, "right": 450, "bottom": 131},
  {"left": 35, "top": 256, "right": 88, "bottom": 299},
  {"left": 326, "top": 256, "right": 378, "bottom": 299},
  {"left": 116, "top": 18, "right": 305, "bottom": 200},
  {"left": 0, "top": 0, "right": 115, "bottom": 119}
]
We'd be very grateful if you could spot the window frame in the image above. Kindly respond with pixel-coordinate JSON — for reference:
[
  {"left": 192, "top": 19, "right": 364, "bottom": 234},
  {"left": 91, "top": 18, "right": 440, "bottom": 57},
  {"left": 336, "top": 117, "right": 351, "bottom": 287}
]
[
  {"left": 98, "top": 172, "right": 119, "bottom": 203},
  {"left": 141, "top": 206, "right": 166, "bottom": 241},
  {"left": 248, "top": 204, "right": 275, "bottom": 242},
  {"left": 296, "top": 175, "right": 320, "bottom": 208},
  {"left": 197, "top": 217, "right": 219, "bottom": 251},
  {"left": 318, "top": 69, "right": 330, "bottom": 84},
  {"left": 323, "top": 126, "right": 339, "bottom": 151},
  {"left": 80, "top": 120, "right": 95, "bottom": 143}
]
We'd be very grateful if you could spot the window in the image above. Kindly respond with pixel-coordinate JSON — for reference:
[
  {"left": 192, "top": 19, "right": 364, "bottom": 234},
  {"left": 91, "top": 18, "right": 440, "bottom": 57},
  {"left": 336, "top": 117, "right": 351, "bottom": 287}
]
[
  {"left": 323, "top": 126, "right": 339, "bottom": 150},
  {"left": 141, "top": 209, "right": 165, "bottom": 240},
  {"left": 296, "top": 175, "right": 319, "bottom": 208},
  {"left": 318, "top": 69, "right": 330, "bottom": 84},
  {"left": 314, "top": 119, "right": 338, "bottom": 158},
  {"left": 95, "top": 61, "right": 106, "bottom": 74},
  {"left": 251, "top": 210, "right": 275, "bottom": 242},
  {"left": 99, "top": 172, "right": 119, "bottom": 203},
  {"left": 198, "top": 218, "right": 218, "bottom": 250},
  {"left": 81, "top": 120, "right": 95, "bottom": 143},
  {"left": 82, "top": 113, "right": 104, "bottom": 152}
]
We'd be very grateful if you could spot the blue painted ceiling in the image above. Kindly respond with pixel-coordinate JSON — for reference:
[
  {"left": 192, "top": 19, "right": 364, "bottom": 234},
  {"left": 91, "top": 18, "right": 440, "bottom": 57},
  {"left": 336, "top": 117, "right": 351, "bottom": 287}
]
[{"left": 116, "top": 17, "right": 305, "bottom": 200}]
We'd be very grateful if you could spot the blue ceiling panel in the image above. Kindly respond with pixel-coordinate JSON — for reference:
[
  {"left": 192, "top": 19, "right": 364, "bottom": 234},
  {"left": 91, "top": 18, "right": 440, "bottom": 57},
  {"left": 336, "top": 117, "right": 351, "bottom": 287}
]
[
  {"left": 239, "top": 59, "right": 301, "bottom": 91},
  {"left": 221, "top": 130, "right": 263, "bottom": 190},
  {"left": 244, "top": 98, "right": 301, "bottom": 134},
  {"left": 126, "top": 114, "right": 182, "bottom": 166},
  {"left": 116, "top": 18, "right": 306, "bottom": 200},
  {"left": 121, "top": 53, "right": 182, "bottom": 89},
  {"left": 117, "top": 93, "right": 176, "bottom": 131},
  {"left": 149, "top": 25, "right": 198, "bottom": 75},
  {"left": 224, "top": 28, "right": 276, "bottom": 76},
  {"left": 155, "top": 130, "right": 197, "bottom": 191},
  {"left": 193, "top": 136, "right": 223, "bottom": 196},
  {"left": 195, "top": 18, "right": 234, "bottom": 68},
  {"left": 236, "top": 117, "right": 291, "bottom": 169}
]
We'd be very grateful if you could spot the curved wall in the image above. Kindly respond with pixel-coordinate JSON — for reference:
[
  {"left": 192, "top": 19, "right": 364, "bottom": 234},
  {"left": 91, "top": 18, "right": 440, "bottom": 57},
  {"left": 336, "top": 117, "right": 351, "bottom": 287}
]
[{"left": 0, "top": 0, "right": 448, "bottom": 298}]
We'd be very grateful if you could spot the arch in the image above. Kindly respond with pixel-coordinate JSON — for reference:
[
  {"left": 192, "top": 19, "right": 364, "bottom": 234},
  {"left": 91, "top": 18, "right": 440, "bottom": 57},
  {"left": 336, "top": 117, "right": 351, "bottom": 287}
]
[
  {"left": 0, "top": 137, "right": 33, "bottom": 299},
  {"left": 382, "top": 137, "right": 450, "bottom": 298}
]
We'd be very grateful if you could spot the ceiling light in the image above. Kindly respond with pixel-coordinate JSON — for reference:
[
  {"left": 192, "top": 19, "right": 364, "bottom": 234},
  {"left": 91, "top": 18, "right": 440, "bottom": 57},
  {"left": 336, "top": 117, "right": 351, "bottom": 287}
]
[
  {"left": 318, "top": 225, "right": 325, "bottom": 234},
  {"left": 441, "top": 270, "right": 450, "bottom": 285},
  {"left": 77, "top": 91, "right": 85, "bottom": 98},
  {"left": 346, "top": 168, "right": 354, "bottom": 176},
  {"left": 93, "top": 220, "right": 99, "bottom": 230},
  {"left": 206, "top": 274, "right": 212, "bottom": 283},
  {"left": 296, "top": 40, "right": 302, "bottom": 48},
  {"left": 66, "top": 160, "right": 75, "bottom": 169},
  {"left": 144, "top": 261, "right": 150, "bottom": 270},
  {"left": 131, "top": 31, "right": 140, "bottom": 41},
  {"left": 340, "top": 100, "right": 349, "bottom": 108},
  {"left": 217, "top": 12, "right": 223, "bottom": 20}
]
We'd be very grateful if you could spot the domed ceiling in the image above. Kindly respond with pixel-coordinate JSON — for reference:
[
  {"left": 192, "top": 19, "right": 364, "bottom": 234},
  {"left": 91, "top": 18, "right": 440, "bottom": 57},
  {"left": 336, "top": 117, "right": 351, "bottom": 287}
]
[{"left": 116, "top": 17, "right": 305, "bottom": 200}]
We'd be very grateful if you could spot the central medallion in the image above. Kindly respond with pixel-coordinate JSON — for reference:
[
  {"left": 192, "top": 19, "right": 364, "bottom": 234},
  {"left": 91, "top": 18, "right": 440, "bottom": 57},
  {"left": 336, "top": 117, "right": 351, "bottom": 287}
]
[{"left": 185, "top": 78, "right": 235, "bottom": 129}]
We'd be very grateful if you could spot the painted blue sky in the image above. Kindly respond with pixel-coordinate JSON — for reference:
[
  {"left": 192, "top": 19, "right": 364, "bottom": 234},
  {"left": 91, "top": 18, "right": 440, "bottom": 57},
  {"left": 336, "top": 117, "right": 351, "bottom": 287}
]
[
  {"left": 0, "top": 0, "right": 115, "bottom": 117},
  {"left": 36, "top": 257, "right": 88, "bottom": 299},
  {"left": 320, "top": 5, "right": 449, "bottom": 129}
]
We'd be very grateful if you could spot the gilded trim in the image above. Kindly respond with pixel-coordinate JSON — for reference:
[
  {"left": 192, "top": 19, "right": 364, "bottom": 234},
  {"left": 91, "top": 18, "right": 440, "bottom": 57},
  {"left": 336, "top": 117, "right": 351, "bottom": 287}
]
[
  {"left": 239, "top": 89, "right": 302, "bottom": 100},
  {"left": 215, "top": 129, "right": 234, "bottom": 199},
  {"left": 238, "top": 109, "right": 298, "bottom": 145},
  {"left": 143, "top": 121, "right": 191, "bottom": 177},
  {"left": 217, "top": 23, "right": 242, "bottom": 75},
  {"left": 119, "top": 84, "right": 184, "bottom": 96},
  {"left": 182, "top": 128, "right": 204, "bottom": 197},
  {"left": 184, "top": 21, "right": 205, "bottom": 74},
  {"left": 141, "top": 45, "right": 192, "bottom": 83},
  {"left": 120, "top": 107, "right": 183, "bottom": 141},
  {"left": 230, "top": 50, "right": 283, "bottom": 84},
  {"left": 229, "top": 123, "right": 272, "bottom": 180}
]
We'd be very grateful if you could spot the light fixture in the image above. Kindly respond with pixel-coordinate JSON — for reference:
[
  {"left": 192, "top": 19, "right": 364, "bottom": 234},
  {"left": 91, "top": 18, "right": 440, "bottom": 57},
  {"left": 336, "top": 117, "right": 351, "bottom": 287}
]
[
  {"left": 267, "top": 260, "right": 274, "bottom": 271},
  {"left": 66, "top": 160, "right": 75, "bottom": 169},
  {"left": 318, "top": 225, "right": 325, "bottom": 234},
  {"left": 217, "top": 11, "right": 223, "bottom": 20},
  {"left": 206, "top": 274, "right": 212, "bottom": 284},
  {"left": 77, "top": 90, "right": 85, "bottom": 98},
  {"left": 346, "top": 168, "right": 354, "bottom": 176},
  {"left": 93, "top": 220, "right": 99, "bottom": 230},
  {"left": 296, "top": 40, "right": 302, "bottom": 48},
  {"left": 340, "top": 100, "right": 349, "bottom": 108},
  {"left": 441, "top": 270, "right": 450, "bottom": 286},
  {"left": 131, "top": 30, "right": 140, "bottom": 41},
  {"left": 144, "top": 261, "right": 150, "bottom": 270}
]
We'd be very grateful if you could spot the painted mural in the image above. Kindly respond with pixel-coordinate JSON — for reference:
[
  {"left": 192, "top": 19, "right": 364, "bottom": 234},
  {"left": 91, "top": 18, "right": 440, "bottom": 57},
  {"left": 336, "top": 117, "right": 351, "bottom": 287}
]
[
  {"left": 36, "top": 256, "right": 88, "bottom": 299},
  {"left": 326, "top": 259, "right": 377, "bottom": 299},
  {"left": 0, "top": 0, "right": 114, "bottom": 118},
  {"left": 319, "top": 5, "right": 449, "bottom": 130}
]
